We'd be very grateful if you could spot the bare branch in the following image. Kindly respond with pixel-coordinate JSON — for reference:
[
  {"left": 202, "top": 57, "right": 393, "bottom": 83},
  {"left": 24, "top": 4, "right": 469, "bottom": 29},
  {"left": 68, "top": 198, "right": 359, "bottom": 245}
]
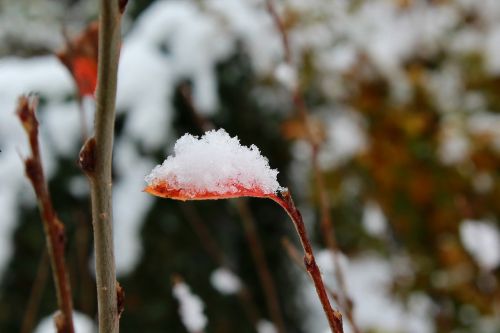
[{"left": 16, "top": 96, "right": 75, "bottom": 333}]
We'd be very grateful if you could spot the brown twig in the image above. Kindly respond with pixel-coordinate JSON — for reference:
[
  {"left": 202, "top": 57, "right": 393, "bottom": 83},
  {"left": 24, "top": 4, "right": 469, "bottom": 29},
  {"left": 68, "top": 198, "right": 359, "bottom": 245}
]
[
  {"left": 281, "top": 237, "right": 343, "bottom": 304},
  {"left": 265, "top": 1, "right": 359, "bottom": 332},
  {"left": 180, "top": 84, "right": 287, "bottom": 333},
  {"left": 16, "top": 96, "right": 75, "bottom": 333},
  {"left": 269, "top": 190, "right": 343, "bottom": 333},
  {"left": 79, "top": 0, "right": 125, "bottom": 331}
]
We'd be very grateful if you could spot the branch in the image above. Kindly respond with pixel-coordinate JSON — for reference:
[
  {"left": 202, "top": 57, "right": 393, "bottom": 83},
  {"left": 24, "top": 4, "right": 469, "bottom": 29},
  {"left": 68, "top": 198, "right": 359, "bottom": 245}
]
[
  {"left": 281, "top": 237, "right": 343, "bottom": 308},
  {"left": 16, "top": 96, "right": 75, "bottom": 333},
  {"left": 265, "top": 1, "right": 359, "bottom": 332},
  {"left": 269, "top": 190, "right": 343, "bottom": 333},
  {"left": 79, "top": 0, "right": 126, "bottom": 331}
]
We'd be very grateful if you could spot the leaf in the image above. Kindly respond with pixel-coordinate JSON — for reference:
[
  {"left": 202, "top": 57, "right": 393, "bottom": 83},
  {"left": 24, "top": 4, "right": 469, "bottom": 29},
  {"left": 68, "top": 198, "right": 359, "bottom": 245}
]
[
  {"left": 144, "top": 181, "right": 271, "bottom": 201},
  {"left": 56, "top": 22, "right": 99, "bottom": 97}
]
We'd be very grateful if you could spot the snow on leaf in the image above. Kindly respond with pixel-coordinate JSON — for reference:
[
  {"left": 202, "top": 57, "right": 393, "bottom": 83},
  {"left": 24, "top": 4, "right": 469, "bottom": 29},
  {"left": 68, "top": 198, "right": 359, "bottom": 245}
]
[{"left": 144, "top": 129, "right": 282, "bottom": 201}]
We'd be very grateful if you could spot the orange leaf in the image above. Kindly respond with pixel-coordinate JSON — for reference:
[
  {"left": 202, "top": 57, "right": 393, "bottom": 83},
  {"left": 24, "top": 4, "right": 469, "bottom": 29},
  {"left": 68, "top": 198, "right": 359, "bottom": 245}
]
[
  {"left": 144, "top": 181, "right": 271, "bottom": 201},
  {"left": 57, "top": 22, "right": 99, "bottom": 97}
]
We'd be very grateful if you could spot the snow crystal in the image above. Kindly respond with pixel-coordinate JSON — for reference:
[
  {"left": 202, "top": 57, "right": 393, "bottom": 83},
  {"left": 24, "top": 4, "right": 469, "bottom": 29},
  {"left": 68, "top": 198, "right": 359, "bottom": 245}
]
[
  {"left": 362, "top": 201, "right": 388, "bottom": 238},
  {"left": 145, "top": 129, "right": 282, "bottom": 197},
  {"left": 33, "top": 311, "right": 96, "bottom": 333},
  {"left": 274, "top": 63, "right": 297, "bottom": 91},
  {"left": 210, "top": 267, "right": 242, "bottom": 295},
  {"left": 256, "top": 319, "right": 277, "bottom": 333},
  {"left": 318, "top": 110, "right": 368, "bottom": 170},
  {"left": 438, "top": 127, "right": 470, "bottom": 165},
  {"left": 460, "top": 219, "right": 500, "bottom": 271},
  {"left": 172, "top": 281, "right": 208, "bottom": 333}
]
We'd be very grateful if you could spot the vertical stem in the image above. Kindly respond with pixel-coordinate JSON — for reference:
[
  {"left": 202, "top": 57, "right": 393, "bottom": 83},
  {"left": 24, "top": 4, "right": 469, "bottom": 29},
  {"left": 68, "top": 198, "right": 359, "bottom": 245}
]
[
  {"left": 270, "top": 192, "right": 343, "bottom": 333},
  {"left": 82, "top": 0, "right": 123, "bottom": 332}
]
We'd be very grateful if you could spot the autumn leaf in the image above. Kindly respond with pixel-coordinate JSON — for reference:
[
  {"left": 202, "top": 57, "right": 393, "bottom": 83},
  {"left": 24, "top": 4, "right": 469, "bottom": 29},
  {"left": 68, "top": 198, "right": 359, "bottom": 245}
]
[{"left": 56, "top": 22, "right": 99, "bottom": 97}]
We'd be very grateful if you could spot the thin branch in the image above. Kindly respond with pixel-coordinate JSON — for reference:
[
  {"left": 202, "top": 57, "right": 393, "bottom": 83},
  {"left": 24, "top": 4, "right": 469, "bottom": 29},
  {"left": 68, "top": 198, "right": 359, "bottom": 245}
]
[
  {"left": 79, "top": 0, "right": 126, "bottom": 331},
  {"left": 269, "top": 191, "right": 343, "bottom": 333},
  {"left": 265, "top": 1, "right": 359, "bottom": 332},
  {"left": 16, "top": 96, "right": 75, "bottom": 333}
]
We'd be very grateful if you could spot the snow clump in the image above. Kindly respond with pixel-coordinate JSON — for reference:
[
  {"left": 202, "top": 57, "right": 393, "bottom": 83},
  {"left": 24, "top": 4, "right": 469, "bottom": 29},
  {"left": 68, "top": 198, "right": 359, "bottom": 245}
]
[
  {"left": 145, "top": 129, "right": 282, "bottom": 197},
  {"left": 172, "top": 281, "right": 208, "bottom": 333}
]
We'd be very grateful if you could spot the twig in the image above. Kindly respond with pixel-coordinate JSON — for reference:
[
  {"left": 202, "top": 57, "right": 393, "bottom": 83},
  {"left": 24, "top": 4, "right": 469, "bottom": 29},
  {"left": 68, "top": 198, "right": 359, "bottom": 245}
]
[
  {"left": 79, "top": 0, "right": 126, "bottom": 331},
  {"left": 20, "top": 250, "right": 50, "bottom": 333},
  {"left": 180, "top": 84, "right": 287, "bottom": 333},
  {"left": 281, "top": 237, "right": 342, "bottom": 306},
  {"left": 269, "top": 190, "right": 343, "bottom": 333},
  {"left": 265, "top": 1, "right": 359, "bottom": 332},
  {"left": 16, "top": 96, "right": 75, "bottom": 333}
]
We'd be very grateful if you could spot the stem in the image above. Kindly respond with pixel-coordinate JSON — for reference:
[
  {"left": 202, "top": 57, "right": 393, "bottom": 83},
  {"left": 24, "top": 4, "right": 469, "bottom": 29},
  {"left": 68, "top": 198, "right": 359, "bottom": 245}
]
[
  {"left": 235, "top": 200, "right": 287, "bottom": 333},
  {"left": 269, "top": 191, "right": 343, "bottom": 333},
  {"left": 264, "top": 1, "right": 359, "bottom": 331},
  {"left": 16, "top": 96, "right": 75, "bottom": 333},
  {"left": 81, "top": 0, "right": 123, "bottom": 331},
  {"left": 281, "top": 238, "right": 342, "bottom": 306}
]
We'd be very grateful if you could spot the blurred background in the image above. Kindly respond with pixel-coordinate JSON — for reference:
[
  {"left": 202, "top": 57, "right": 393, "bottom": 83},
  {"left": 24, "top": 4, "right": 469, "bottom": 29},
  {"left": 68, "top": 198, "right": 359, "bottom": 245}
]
[{"left": 0, "top": 0, "right": 499, "bottom": 332}]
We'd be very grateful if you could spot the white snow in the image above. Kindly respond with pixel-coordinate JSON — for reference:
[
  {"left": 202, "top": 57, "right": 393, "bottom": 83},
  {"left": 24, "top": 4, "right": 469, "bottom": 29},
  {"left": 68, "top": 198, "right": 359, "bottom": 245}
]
[
  {"left": 210, "top": 267, "right": 242, "bottom": 295},
  {"left": 145, "top": 129, "right": 282, "bottom": 197},
  {"left": 318, "top": 110, "right": 368, "bottom": 170},
  {"left": 274, "top": 63, "right": 297, "bottom": 91},
  {"left": 362, "top": 201, "right": 388, "bottom": 238},
  {"left": 172, "top": 281, "right": 208, "bottom": 333},
  {"left": 0, "top": 56, "right": 73, "bottom": 278},
  {"left": 33, "top": 311, "right": 96, "bottom": 333},
  {"left": 305, "top": 254, "right": 434, "bottom": 333},
  {"left": 460, "top": 219, "right": 500, "bottom": 271},
  {"left": 256, "top": 319, "right": 277, "bottom": 333},
  {"left": 113, "top": 140, "right": 155, "bottom": 276},
  {"left": 439, "top": 128, "right": 470, "bottom": 165}
]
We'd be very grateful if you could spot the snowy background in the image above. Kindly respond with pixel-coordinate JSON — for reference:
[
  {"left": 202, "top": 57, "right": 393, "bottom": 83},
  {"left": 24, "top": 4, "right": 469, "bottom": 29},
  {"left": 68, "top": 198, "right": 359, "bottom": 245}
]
[{"left": 1, "top": 0, "right": 499, "bottom": 332}]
